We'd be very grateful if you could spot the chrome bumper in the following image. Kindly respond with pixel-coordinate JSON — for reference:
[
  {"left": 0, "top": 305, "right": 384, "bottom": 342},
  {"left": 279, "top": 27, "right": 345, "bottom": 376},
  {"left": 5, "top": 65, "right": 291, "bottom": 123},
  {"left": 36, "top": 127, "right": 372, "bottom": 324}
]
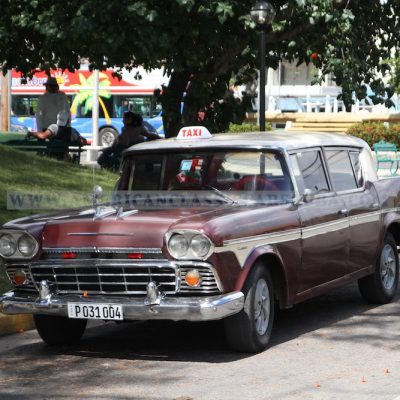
[{"left": 0, "top": 291, "right": 244, "bottom": 322}]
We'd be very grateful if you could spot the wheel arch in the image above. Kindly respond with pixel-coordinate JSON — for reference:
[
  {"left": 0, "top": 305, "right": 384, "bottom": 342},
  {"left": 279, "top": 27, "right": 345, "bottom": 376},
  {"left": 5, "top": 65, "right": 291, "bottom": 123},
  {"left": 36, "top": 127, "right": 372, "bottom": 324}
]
[
  {"left": 235, "top": 248, "right": 290, "bottom": 309},
  {"left": 387, "top": 222, "right": 400, "bottom": 246}
]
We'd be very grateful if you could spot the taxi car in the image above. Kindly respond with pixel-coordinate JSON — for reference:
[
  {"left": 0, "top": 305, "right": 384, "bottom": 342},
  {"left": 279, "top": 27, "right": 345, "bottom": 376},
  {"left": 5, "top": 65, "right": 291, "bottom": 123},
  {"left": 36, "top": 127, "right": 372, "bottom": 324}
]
[{"left": 1, "top": 127, "right": 399, "bottom": 352}]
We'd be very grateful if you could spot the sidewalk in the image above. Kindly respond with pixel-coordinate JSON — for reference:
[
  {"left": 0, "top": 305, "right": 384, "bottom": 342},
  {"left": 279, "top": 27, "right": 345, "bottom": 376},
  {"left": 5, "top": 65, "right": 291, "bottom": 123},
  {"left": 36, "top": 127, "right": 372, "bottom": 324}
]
[
  {"left": 0, "top": 313, "right": 34, "bottom": 337},
  {"left": 79, "top": 150, "right": 101, "bottom": 168}
]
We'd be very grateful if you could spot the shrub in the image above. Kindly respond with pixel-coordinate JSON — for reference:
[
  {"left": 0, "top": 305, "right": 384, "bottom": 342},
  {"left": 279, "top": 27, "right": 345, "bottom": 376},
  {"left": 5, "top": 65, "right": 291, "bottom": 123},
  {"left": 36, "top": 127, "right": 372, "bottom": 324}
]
[
  {"left": 228, "top": 122, "right": 271, "bottom": 133},
  {"left": 347, "top": 122, "right": 400, "bottom": 147}
]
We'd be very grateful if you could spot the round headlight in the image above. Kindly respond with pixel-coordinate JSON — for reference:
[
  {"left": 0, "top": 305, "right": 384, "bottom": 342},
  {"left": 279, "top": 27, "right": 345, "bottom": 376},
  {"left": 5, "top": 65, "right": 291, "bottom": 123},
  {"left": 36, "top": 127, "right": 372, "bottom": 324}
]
[
  {"left": 18, "top": 234, "right": 37, "bottom": 257},
  {"left": 0, "top": 234, "right": 17, "bottom": 257},
  {"left": 191, "top": 234, "right": 211, "bottom": 258},
  {"left": 168, "top": 234, "right": 189, "bottom": 258}
]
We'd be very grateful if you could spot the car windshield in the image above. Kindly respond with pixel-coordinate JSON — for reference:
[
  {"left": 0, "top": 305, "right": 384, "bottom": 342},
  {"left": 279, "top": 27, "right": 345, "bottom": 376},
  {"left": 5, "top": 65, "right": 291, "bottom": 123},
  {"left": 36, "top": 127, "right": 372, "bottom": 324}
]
[{"left": 116, "top": 150, "right": 294, "bottom": 208}]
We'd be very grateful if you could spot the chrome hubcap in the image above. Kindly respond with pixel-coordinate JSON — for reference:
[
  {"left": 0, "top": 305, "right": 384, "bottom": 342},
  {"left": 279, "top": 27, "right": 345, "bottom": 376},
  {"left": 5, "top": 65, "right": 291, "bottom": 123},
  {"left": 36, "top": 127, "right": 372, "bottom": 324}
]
[
  {"left": 380, "top": 244, "right": 396, "bottom": 290},
  {"left": 254, "top": 279, "right": 271, "bottom": 335}
]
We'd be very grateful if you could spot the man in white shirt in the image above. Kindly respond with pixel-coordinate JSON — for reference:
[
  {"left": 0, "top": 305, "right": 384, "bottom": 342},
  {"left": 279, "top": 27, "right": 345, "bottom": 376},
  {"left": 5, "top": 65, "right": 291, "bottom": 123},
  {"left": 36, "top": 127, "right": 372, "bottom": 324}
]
[{"left": 35, "top": 77, "right": 69, "bottom": 131}]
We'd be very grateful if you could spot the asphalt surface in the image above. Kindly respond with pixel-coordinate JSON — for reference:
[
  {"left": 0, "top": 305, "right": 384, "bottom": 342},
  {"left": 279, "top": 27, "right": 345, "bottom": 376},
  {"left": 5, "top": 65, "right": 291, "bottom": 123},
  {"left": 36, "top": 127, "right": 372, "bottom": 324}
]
[{"left": 0, "top": 282, "right": 399, "bottom": 400}]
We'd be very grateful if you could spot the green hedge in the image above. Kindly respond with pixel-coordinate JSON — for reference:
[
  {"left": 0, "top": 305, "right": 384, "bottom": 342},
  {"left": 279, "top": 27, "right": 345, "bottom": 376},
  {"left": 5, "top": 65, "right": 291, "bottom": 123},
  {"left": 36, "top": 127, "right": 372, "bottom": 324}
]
[
  {"left": 347, "top": 122, "right": 400, "bottom": 148},
  {"left": 228, "top": 122, "right": 271, "bottom": 133}
]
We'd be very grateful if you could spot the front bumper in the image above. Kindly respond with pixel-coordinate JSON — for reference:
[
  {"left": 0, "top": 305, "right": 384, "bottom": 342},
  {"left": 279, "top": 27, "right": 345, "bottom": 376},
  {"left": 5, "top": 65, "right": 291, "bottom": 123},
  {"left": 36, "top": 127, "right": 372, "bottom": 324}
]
[{"left": 0, "top": 291, "right": 244, "bottom": 322}]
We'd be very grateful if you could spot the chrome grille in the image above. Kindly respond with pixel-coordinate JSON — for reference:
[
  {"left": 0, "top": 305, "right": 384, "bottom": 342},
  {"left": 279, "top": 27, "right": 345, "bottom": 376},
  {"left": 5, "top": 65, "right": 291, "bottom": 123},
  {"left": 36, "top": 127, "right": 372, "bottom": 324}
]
[
  {"left": 178, "top": 262, "right": 221, "bottom": 293},
  {"left": 30, "top": 259, "right": 177, "bottom": 295},
  {"left": 28, "top": 248, "right": 221, "bottom": 296}
]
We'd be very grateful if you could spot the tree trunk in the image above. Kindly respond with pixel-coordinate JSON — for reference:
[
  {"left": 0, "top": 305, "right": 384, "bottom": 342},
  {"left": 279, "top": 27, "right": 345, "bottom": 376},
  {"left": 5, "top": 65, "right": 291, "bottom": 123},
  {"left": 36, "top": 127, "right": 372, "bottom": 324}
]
[
  {"left": 182, "top": 77, "right": 203, "bottom": 127},
  {"left": 161, "top": 71, "right": 190, "bottom": 138}
]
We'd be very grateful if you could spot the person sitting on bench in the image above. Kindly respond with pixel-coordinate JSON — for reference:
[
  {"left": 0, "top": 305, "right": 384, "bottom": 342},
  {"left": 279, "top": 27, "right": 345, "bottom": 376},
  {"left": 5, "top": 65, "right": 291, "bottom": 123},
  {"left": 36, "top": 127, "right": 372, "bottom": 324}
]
[{"left": 26, "top": 110, "right": 87, "bottom": 146}]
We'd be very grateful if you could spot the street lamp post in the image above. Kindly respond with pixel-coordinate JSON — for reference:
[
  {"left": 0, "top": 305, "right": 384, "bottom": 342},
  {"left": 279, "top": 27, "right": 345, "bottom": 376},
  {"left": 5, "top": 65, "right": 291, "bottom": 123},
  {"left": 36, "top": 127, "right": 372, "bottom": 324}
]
[{"left": 250, "top": 2, "right": 275, "bottom": 132}]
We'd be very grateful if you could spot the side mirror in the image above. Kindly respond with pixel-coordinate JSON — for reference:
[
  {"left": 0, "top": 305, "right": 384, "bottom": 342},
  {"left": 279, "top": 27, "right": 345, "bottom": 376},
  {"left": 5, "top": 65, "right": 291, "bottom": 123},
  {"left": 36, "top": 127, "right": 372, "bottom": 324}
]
[
  {"left": 92, "top": 185, "right": 104, "bottom": 206},
  {"left": 292, "top": 188, "right": 315, "bottom": 207},
  {"left": 302, "top": 188, "right": 315, "bottom": 203}
]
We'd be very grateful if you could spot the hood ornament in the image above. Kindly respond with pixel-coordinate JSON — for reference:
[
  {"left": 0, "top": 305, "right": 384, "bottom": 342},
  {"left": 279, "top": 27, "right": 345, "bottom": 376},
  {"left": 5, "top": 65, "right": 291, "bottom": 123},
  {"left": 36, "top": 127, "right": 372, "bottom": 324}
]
[
  {"left": 93, "top": 206, "right": 117, "bottom": 220},
  {"left": 116, "top": 207, "right": 139, "bottom": 219},
  {"left": 144, "top": 281, "right": 165, "bottom": 306}
]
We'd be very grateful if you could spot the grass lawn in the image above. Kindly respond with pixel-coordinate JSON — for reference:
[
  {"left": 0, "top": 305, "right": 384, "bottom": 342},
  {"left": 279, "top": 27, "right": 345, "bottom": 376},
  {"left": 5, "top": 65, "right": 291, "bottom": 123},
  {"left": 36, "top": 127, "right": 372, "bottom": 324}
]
[{"left": 0, "top": 144, "right": 118, "bottom": 294}]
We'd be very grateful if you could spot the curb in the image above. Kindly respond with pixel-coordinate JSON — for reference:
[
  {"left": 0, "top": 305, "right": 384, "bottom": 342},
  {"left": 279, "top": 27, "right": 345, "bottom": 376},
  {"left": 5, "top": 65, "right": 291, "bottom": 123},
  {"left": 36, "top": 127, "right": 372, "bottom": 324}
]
[{"left": 0, "top": 313, "right": 35, "bottom": 337}]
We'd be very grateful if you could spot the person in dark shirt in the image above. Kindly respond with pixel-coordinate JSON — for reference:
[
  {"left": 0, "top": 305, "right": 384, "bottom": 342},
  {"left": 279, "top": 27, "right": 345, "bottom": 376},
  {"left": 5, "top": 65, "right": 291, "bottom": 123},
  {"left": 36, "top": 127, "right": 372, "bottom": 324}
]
[{"left": 97, "top": 112, "right": 161, "bottom": 171}]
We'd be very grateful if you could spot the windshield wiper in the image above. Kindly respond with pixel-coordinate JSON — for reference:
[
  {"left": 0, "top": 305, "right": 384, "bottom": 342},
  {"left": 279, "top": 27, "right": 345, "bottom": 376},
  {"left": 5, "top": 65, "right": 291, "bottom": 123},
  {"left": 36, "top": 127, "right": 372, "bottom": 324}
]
[{"left": 191, "top": 183, "right": 237, "bottom": 204}]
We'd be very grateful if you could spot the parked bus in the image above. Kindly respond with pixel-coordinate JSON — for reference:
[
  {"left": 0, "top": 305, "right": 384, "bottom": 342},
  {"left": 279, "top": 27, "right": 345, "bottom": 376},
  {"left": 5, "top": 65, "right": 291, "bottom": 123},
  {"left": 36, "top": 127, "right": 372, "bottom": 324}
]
[{"left": 11, "top": 68, "right": 167, "bottom": 145}]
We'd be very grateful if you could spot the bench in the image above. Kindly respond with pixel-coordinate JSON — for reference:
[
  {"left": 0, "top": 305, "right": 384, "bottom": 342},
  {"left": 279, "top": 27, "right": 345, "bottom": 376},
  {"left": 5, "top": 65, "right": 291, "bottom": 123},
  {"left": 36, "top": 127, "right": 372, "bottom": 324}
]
[
  {"left": 372, "top": 140, "right": 400, "bottom": 175},
  {"left": 2, "top": 139, "right": 84, "bottom": 164},
  {"left": 285, "top": 120, "right": 355, "bottom": 133}
]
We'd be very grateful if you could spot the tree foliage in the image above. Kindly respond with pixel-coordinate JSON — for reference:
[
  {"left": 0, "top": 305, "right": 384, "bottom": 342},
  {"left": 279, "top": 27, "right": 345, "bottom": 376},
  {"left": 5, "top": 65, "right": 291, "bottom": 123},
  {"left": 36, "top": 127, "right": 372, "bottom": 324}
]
[
  {"left": 1, "top": 0, "right": 399, "bottom": 136},
  {"left": 389, "top": 56, "right": 400, "bottom": 95}
]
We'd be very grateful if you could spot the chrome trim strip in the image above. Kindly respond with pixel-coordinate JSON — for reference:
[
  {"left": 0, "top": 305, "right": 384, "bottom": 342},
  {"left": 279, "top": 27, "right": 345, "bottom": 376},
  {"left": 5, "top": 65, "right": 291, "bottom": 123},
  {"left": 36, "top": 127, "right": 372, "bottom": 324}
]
[
  {"left": 222, "top": 228, "right": 301, "bottom": 246},
  {"left": 31, "top": 259, "right": 171, "bottom": 268},
  {"left": 215, "top": 209, "right": 391, "bottom": 266},
  {"left": 42, "top": 247, "right": 163, "bottom": 254},
  {"left": 0, "top": 291, "right": 244, "bottom": 322},
  {"left": 215, "top": 228, "right": 301, "bottom": 266},
  {"left": 67, "top": 233, "right": 135, "bottom": 237},
  {"left": 349, "top": 211, "right": 381, "bottom": 226},
  {"left": 302, "top": 219, "right": 348, "bottom": 239}
]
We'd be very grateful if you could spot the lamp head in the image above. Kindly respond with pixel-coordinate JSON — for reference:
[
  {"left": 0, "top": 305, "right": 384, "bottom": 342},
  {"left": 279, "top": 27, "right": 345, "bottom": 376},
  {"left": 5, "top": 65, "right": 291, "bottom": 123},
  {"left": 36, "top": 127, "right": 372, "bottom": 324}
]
[{"left": 250, "top": 1, "right": 276, "bottom": 26}]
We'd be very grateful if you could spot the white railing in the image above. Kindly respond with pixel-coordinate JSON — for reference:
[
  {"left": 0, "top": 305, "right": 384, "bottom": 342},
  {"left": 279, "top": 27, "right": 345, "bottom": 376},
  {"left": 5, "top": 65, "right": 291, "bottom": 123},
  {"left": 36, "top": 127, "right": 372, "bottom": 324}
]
[{"left": 251, "top": 93, "right": 400, "bottom": 115}]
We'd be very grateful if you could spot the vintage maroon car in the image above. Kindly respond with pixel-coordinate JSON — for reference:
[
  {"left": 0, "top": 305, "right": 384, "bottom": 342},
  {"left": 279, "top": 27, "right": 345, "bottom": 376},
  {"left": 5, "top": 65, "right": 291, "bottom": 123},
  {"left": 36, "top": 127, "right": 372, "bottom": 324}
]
[{"left": 1, "top": 127, "right": 399, "bottom": 352}]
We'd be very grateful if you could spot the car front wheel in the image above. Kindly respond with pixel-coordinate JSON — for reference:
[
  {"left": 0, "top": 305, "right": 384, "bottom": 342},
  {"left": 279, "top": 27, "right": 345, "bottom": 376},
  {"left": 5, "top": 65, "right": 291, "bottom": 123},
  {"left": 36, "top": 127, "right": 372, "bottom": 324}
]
[
  {"left": 224, "top": 262, "right": 275, "bottom": 353},
  {"left": 34, "top": 314, "right": 87, "bottom": 345},
  {"left": 358, "top": 232, "right": 399, "bottom": 304}
]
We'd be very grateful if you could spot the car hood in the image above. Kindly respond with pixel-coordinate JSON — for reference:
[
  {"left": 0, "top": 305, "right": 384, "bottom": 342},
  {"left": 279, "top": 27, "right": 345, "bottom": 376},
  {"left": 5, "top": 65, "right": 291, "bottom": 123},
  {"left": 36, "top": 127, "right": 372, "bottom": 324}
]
[{"left": 3, "top": 202, "right": 298, "bottom": 249}]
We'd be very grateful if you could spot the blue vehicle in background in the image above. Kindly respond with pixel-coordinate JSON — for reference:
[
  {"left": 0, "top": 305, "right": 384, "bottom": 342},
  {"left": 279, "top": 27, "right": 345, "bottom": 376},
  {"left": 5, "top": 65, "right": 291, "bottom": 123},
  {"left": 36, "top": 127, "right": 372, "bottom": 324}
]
[{"left": 11, "top": 68, "right": 166, "bottom": 145}]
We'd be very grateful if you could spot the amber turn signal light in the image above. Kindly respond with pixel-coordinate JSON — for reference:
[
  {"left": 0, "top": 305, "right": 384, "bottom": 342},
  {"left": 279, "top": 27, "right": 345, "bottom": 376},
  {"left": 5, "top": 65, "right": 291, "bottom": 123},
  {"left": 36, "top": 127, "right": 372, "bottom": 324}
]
[
  {"left": 184, "top": 269, "right": 202, "bottom": 287},
  {"left": 13, "top": 270, "right": 27, "bottom": 285}
]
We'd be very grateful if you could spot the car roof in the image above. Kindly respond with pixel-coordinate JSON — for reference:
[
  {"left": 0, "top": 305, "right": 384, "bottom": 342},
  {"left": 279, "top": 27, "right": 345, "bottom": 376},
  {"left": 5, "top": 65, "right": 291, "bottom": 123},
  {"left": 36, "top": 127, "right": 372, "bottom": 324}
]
[{"left": 123, "top": 130, "right": 369, "bottom": 154}]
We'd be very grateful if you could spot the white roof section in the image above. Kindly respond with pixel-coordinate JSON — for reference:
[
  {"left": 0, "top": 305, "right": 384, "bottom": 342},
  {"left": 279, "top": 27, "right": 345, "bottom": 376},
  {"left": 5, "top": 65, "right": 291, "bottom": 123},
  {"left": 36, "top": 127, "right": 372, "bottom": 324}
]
[
  {"left": 124, "top": 130, "right": 369, "bottom": 154},
  {"left": 121, "top": 67, "right": 169, "bottom": 89}
]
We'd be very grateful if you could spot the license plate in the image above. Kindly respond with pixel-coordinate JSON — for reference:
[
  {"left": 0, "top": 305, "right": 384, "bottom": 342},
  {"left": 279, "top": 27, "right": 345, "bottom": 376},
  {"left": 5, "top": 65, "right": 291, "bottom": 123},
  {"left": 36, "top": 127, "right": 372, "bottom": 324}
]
[{"left": 67, "top": 303, "right": 123, "bottom": 320}]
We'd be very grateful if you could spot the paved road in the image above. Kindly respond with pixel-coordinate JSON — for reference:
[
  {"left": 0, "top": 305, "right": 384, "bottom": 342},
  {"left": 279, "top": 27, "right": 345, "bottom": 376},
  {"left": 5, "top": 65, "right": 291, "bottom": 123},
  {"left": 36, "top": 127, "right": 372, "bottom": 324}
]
[{"left": 1, "top": 283, "right": 399, "bottom": 400}]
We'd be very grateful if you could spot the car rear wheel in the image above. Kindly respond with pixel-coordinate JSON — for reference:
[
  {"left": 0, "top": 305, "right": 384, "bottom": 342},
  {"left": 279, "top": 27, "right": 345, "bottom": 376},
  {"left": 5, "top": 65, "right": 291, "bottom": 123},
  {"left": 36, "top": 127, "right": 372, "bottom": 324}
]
[
  {"left": 224, "top": 262, "right": 274, "bottom": 352},
  {"left": 358, "top": 232, "right": 399, "bottom": 304},
  {"left": 34, "top": 314, "right": 87, "bottom": 345},
  {"left": 99, "top": 128, "right": 118, "bottom": 147}
]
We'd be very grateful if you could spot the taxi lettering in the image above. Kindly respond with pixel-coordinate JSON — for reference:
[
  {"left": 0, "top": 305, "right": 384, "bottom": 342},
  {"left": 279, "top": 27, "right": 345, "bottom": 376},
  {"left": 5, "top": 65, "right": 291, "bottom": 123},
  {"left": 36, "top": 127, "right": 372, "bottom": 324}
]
[
  {"left": 181, "top": 128, "right": 201, "bottom": 137},
  {"left": 177, "top": 126, "right": 212, "bottom": 140}
]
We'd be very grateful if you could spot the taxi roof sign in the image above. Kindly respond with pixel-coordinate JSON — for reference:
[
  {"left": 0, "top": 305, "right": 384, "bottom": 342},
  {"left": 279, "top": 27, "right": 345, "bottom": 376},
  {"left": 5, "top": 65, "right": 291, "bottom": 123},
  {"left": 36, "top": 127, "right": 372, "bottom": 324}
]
[{"left": 177, "top": 126, "right": 212, "bottom": 140}]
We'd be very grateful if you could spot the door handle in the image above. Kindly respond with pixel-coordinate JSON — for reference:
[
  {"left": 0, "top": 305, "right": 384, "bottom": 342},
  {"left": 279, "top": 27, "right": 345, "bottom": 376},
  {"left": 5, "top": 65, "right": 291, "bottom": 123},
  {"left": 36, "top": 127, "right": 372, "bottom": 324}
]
[
  {"left": 370, "top": 203, "right": 380, "bottom": 210},
  {"left": 338, "top": 209, "right": 349, "bottom": 216}
]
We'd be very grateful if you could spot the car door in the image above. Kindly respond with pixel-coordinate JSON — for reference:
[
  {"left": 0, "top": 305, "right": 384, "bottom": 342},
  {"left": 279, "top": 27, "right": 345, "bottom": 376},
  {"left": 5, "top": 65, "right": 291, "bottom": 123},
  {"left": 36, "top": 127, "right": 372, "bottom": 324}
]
[
  {"left": 324, "top": 147, "right": 381, "bottom": 275},
  {"left": 290, "top": 149, "right": 349, "bottom": 293}
]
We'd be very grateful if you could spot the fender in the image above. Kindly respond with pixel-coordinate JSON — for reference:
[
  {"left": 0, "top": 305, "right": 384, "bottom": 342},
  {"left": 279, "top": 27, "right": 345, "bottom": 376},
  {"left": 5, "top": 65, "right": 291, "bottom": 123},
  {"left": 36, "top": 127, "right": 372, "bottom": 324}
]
[
  {"left": 234, "top": 244, "right": 291, "bottom": 307},
  {"left": 383, "top": 211, "right": 400, "bottom": 247}
]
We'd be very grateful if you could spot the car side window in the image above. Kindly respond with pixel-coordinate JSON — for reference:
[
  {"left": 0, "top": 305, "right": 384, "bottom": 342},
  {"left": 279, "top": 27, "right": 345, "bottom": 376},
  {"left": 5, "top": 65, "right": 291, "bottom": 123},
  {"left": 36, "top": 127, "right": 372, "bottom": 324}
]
[
  {"left": 292, "top": 150, "right": 330, "bottom": 193},
  {"left": 349, "top": 150, "right": 364, "bottom": 187},
  {"left": 325, "top": 149, "right": 358, "bottom": 191}
]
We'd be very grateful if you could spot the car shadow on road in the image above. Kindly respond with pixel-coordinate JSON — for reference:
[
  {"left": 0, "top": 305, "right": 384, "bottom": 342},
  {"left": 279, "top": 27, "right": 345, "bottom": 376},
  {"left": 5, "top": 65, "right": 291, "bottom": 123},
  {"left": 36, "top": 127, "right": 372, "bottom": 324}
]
[
  {"left": 270, "top": 282, "right": 382, "bottom": 346},
  {"left": 23, "top": 282, "right": 396, "bottom": 364}
]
